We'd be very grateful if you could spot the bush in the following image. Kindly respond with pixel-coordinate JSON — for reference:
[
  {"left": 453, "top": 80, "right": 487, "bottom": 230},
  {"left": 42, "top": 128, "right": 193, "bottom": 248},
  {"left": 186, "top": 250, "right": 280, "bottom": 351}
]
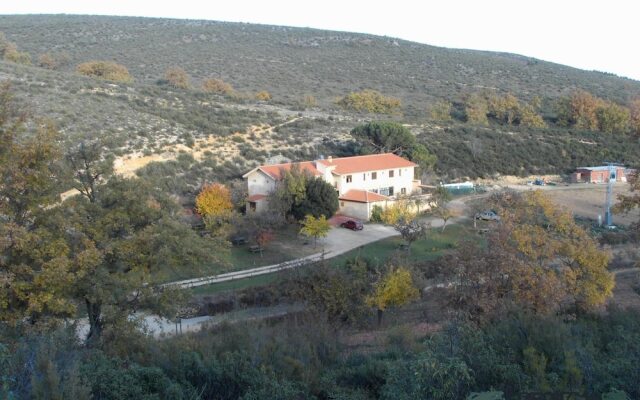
[
  {"left": 337, "top": 89, "right": 401, "bottom": 114},
  {"left": 202, "top": 78, "right": 234, "bottom": 95},
  {"left": 76, "top": 61, "right": 133, "bottom": 82},
  {"left": 255, "top": 90, "right": 272, "bottom": 101},
  {"left": 164, "top": 67, "right": 190, "bottom": 89},
  {"left": 370, "top": 205, "right": 383, "bottom": 222}
]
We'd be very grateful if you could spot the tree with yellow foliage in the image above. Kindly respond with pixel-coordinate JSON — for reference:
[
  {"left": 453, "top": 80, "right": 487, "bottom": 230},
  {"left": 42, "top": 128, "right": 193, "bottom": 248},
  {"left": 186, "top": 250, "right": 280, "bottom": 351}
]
[
  {"left": 196, "top": 183, "right": 234, "bottom": 234},
  {"left": 299, "top": 214, "right": 330, "bottom": 248},
  {"left": 380, "top": 199, "right": 416, "bottom": 225},
  {"left": 596, "top": 101, "right": 630, "bottom": 134},
  {"left": 556, "top": 90, "right": 601, "bottom": 130},
  {"left": 449, "top": 190, "right": 613, "bottom": 318},
  {"left": 464, "top": 93, "right": 489, "bottom": 125},
  {"left": 367, "top": 267, "right": 419, "bottom": 325},
  {"left": 337, "top": 89, "right": 401, "bottom": 114}
]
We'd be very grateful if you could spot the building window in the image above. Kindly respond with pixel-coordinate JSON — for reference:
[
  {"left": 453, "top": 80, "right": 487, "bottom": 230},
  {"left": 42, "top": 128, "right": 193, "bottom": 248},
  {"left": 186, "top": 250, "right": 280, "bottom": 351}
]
[
  {"left": 340, "top": 201, "right": 345, "bottom": 207},
  {"left": 399, "top": 169, "right": 402, "bottom": 176},
  {"left": 389, "top": 170, "right": 394, "bottom": 178},
  {"left": 372, "top": 172, "right": 377, "bottom": 180},
  {"left": 401, "top": 188, "right": 406, "bottom": 195},
  {"left": 363, "top": 173, "right": 366, "bottom": 181},
  {"left": 346, "top": 175, "right": 352, "bottom": 183},
  {"left": 249, "top": 202, "right": 257, "bottom": 212},
  {"left": 389, "top": 186, "right": 394, "bottom": 196},
  {"left": 380, "top": 187, "right": 394, "bottom": 196},
  {"left": 372, "top": 189, "right": 378, "bottom": 193}
]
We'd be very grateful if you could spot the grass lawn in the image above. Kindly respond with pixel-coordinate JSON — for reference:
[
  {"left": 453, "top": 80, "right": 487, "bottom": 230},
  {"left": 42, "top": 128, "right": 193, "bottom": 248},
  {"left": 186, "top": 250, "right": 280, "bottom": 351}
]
[
  {"left": 164, "top": 223, "right": 317, "bottom": 282},
  {"left": 329, "top": 223, "right": 472, "bottom": 268},
  {"left": 190, "top": 222, "right": 479, "bottom": 296},
  {"left": 227, "top": 223, "right": 318, "bottom": 268}
]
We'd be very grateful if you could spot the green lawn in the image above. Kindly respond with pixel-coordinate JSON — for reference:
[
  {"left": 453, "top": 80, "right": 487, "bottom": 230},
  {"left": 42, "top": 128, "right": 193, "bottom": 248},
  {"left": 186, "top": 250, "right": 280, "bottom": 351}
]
[
  {"left": 190, "top": 222, "right": 478, "bottom": 296},
  {"left": 163, "top": 223, "right": 317, "bottom": 283},
  {"left": 329, "top": 223, "right": 471, "bottom": 267},
  {"left": 228, "top": 223, "right": 317, "bottom": 269}
]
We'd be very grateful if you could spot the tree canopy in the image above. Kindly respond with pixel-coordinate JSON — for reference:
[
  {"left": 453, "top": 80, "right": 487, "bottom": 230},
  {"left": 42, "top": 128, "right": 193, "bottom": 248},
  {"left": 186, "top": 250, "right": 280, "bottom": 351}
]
[
  {"left": 1, "top": 83, "right": 224, "bottom": 340},
  {"left": 299, "top": 214, "right": 331, "bottom": 248},
  {"left": 291, "top": 177, "right": 339, "bottom": 220},
  {"left": 447, "top": 190, "right": 614, "bottom": 318},
  {"left": 350, "top": 121, "right": 436, "bottom": 170}
]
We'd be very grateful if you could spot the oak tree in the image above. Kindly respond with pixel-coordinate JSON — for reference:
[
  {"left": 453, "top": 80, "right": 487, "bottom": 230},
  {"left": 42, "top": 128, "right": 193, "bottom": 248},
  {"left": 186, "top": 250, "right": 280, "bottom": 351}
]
[{"left": 448, "top": 191, "right": 613, "bottom": 319}]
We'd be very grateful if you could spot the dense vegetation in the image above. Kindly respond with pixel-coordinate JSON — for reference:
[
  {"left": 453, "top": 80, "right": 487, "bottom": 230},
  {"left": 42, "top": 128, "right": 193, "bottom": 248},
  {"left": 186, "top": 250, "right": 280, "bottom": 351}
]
[
  {"left": 1, "top": 15, "right": 640, "bottom": 399},
  {"left": 3, "top": 307, "right": 639, "bottom": 399}
]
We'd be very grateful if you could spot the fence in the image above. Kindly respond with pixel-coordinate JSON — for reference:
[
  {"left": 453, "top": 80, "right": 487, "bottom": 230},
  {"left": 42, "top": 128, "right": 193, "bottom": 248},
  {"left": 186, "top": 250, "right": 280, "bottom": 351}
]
[{"left": 165, "top": 250, "right": 328, "bottom": 289}]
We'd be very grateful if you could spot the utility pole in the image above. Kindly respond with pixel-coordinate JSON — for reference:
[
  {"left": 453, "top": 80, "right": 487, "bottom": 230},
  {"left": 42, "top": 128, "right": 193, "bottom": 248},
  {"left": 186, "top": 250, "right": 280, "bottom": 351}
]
[{"left": 604, "top": 163, "right": 619, "bottom": 227}]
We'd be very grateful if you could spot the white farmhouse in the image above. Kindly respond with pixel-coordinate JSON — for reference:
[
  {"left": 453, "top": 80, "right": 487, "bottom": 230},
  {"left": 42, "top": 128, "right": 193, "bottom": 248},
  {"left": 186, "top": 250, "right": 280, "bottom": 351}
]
[{"left": 242, "top": 153, "right": 423, "bottom": 220}]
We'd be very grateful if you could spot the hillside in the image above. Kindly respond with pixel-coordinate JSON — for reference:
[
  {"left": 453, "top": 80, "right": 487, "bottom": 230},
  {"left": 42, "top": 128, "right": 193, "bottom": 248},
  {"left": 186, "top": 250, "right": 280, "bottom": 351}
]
[
  {"left": 0, "top": 14, "right": 639, "bottom": 183},
  {"left": 2, "top": 14, "right": 639, "bottom": 112}
]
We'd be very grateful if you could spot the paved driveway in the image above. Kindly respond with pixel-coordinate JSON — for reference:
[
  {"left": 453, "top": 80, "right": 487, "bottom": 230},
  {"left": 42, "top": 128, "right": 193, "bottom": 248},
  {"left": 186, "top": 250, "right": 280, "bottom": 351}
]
[{"left": 322, "top": 223, "right": 399, "bottom": 257}]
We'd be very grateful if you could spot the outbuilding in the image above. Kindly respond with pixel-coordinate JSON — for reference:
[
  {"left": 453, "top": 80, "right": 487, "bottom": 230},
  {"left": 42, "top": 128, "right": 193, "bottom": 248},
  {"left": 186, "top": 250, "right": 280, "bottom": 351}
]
[{"left": 571, "top": 166, "right": 627, "bottom": 184}]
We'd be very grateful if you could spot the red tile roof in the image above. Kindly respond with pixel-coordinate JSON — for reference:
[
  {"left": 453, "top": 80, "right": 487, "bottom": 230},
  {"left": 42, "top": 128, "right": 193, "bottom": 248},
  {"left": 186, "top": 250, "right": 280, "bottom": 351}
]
[
  {"left": 245, "top": 153, "right": 416, "bottom": 180},
  {"left": 339, "top": 189, "right": 389, "bottom": 203},
  {"left": 257, "top": 161, "right": 321, "bottom": 180},
  {"left": 317, "top": 153, "right": 416, "bottom": 175},
  {"left": 247, "top": 194, "right": 267, "bottom": 202}
]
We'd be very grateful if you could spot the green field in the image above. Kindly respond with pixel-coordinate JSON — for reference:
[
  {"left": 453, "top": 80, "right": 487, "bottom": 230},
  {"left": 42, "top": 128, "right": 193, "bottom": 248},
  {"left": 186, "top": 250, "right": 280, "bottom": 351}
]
[
  {"left": 191, "top": 223, "right": 473, "bottom": 296},
  {"left": 329, "top": 223, "right": 470, "bottom": 267}
]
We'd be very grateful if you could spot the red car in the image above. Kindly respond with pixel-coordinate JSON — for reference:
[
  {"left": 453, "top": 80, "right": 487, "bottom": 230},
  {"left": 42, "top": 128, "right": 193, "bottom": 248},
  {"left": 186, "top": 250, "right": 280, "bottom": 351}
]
[{"left": 341, "top": 219, "right": 364, "bottom": 231}]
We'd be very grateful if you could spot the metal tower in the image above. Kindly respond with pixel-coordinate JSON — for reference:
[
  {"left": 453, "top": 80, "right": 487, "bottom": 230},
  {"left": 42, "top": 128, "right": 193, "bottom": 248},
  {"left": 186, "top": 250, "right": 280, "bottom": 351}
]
[{"left": 604, "top": 163, "right": 620, "bottom": 227}]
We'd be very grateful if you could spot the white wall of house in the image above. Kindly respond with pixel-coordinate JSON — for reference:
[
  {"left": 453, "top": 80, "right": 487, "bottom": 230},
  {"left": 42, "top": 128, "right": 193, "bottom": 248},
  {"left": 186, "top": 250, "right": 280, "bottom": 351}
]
[
  {"left": 339, "top": 201, "right": 370, "bottom": 220},
  {"left": 246, "top": 170, "right": 276, "bottom": 197},
  {"left": 247, "top": 199, "right": 269, "bottom": 213},
  {"left": 337, "top": 167, "right": 415, "bottom": 197}
]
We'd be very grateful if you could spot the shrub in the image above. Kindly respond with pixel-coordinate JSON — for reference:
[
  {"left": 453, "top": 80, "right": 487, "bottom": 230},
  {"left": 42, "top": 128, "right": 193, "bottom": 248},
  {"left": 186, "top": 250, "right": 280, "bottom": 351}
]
[
  {"left": 380, "top": 201, "right": 416, "bottom": 225},
  {"left": 255, "top": 91, "right": 272, "bottom": 101},
  {"left": 303, "top": 94, "right": 317, "bottom": 108},
  {"left": 202, "top": 78, "right": 234, "bottom": 95},
  {"left": 0, "top": 32, "right": 31, "bottom": 65},
  {"left": 429, "top": 100, "right": 453, "bottom": 121},
  {"left": 164, "top": 67, "right": 190, "bottom": 89},
  {"left": 337, "top": 89, "right": 401, "bottom": 114},
  {"left": 370, "top": 205, "right": 383, "bottom": 222},
  {"left": 38, "top": 51, "right": 69, "bottom": 70},
  {"left": 76, "top": 61, "right": 133, "bottom": 82}
]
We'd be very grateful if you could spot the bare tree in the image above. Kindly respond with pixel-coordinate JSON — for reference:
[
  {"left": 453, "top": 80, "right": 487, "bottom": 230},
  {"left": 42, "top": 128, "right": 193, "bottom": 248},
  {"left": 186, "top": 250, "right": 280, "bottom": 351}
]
[{"left": 394, "top": 217, "right": 429, "bottom": 253}]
